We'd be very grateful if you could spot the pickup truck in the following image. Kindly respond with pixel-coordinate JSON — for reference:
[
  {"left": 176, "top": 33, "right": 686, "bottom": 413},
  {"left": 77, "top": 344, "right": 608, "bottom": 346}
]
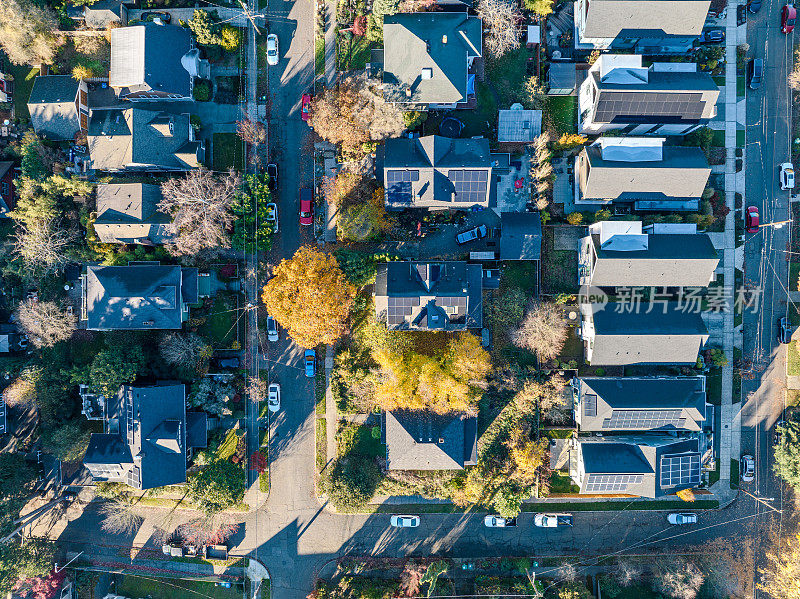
[{"left": 533, "top": 513, "right": 573, "bottom": 528}]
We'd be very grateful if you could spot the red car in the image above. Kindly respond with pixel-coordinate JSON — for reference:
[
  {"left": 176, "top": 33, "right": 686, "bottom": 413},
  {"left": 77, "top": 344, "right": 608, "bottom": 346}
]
[
  {"left": 782, "top": 3, "right": 796, "bottom": 32},
  {"left": 746, "top": 206, "right": 760, "bottom": 233},
  {"left": 301, "top": 93, "right": 312, "bottom": 121},
  {"left": 299, "top": 188, "right": 313, "bottom": 226}
]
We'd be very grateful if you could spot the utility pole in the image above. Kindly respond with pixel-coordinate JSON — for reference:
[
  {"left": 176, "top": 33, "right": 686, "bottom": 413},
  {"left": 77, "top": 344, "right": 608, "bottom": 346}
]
[{"left": 739, "top": 487, "right": 781, "bottom": 513}]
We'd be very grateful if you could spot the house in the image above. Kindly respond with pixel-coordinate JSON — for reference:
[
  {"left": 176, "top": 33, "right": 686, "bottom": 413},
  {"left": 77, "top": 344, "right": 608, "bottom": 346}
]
[
  {"left": 384, "top": 410, "right": 478, "bottom": 470},
  {"left": 573, "top": 0, "right": 711, "bottom": 52},
  {"left": 574, "top": 138, "right": 711, "bottom": 211},
  {"left": 578, "top": 221, "right": 719, "bottom": 288},
  {"left": 94, "top": 183, "right": 174, "bottom": 244},
  {"left": 579, "top": 302, "right": 709, "bottom": 365},
  {"left": 86, "top": 107, "right": 202, "bottom": 172},
  {"left": 28, "top": 76, "right": 89, "bottom": 141},
  {"left": 578, "top": 55, "right": 719, "bottom": 135},
  {"left": 500, "top": 212, "right": 542, "bottom": 260},
  {"left": 573, "top": 376, "right": 707, "bottom": 432},
  {"left": 0, "top": 162, "right": 16, "bottom": 216},
  {"left": 569, "top": 436, "right": 702, "bottom": 498},
  {"left": 497, "top": 108, "right": 542, "bottom": 144},
  {"left": 382, "top": 135, "right": 498, "bottom": 209},
  {"left": 83, "top": 384, "right": 207, "bottom": 489},
  {"left": 75, "top": 0, "right": 130, "bottom": 28},
  {"left": 81, "top": 263, "right": 199, "bottom": 330},
  {"left": 374, "top": 261, "right": 483, "bottom": 330},
  {"left": 109, "top": 24, "right": 205, "bottom": 101},
  {"left": 381, "top": 13, "right": 482, "bottom": 106}
]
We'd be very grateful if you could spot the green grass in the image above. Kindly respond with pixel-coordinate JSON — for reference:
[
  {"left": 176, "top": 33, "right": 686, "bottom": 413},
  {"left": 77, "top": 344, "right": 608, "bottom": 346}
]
[
  {"left": 711, "top": 129, "right": 725, "bottom": 148},
  {"left": 485, "top": 47, "right": 532, "bottom": 107},
  {"left": 737, "top": 74, "right": 746, "bottom": 97},
  {"left": 730, "top": 458, "right": 740, "bottom": 489},
  {"left": 788, "top": 341, "right": 800, "bottom": 376},
  {"left": 115, "top": 575, "right": 243, "bottom": 599},
  {"left": 337, "top": 35, "right": 374, "bottom": 70},
  {"left": 545, "top": 429, "right": 576, "bottom": 439},
  {"left": 459, "top": 82, "right": 497, "bottom": 138},
  {"left": 316, "top": 417, "right": 327, "bottom": 473},
  {"left": 259, "top": 470, "right": 269, "bottom": 492},
  {"left": 549, "top": 472, "right": 580, "bottom": 494},
  {"left": 339, "top": 422, "right": 383, "bottom": 459},
  {"left": 712, "top": 75, "right": 726, "bottom": 86},
  {"left": 9, "top": 65, "right": 39, "bottom": 121},
  {"left": 706, "top": 370, "right": 722, "bottom": 405},
  {"left": 212, "top": 132, "right": 244, "bottom": 172},
  {"left": 216, "top": 429, "right": 243, "bottom": 461},
  {"left": 315, "top": 37, "right": 325, "bottom": 77},
  {"left": 359, "top": 499, "right": 719, "bottom": 514},
  {"left": 545, "top": 96, "right": 577, "bottom": 136},
  {"left": 790, "top": 262, "right": 800, "bottom": 292},
  {"left": 198, "top": 293, "right": 240, "bottom": 349},
  {"left": 737, "top": 128, "right": 745, "bottom": 147},
  {"left": 315, "top": 345, "right": 327, "bottom": 413},
  {"left": 708, "top": 463, "right": 720, "bottom": 486},
  {"left": 501, "top": 262, "right": 538, "bottom": 295}
]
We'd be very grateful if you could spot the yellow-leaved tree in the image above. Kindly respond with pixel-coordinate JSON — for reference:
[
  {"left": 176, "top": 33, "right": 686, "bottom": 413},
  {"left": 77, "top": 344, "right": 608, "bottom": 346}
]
[{"left": 261, "top": 246, "right": 356, "bottom": 348}]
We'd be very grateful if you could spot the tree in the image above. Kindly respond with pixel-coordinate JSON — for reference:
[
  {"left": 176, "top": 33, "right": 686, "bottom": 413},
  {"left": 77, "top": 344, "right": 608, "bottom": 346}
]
[
  {"left": 567, "top": 212, "right": 583, "bottom": 225},
  {"left": 250, "top": 450, "right": 268, "bottom": 473},
  {"left": 0, "top": 0, "right": 61, "bottom": 66},
  {"left": 72, "top": 64, "right": 94, "bottom": 80},
  {"left": 12, "top": 218, "right": 77, "bottom": 275},
  {"left": 476, "top": 0, "right": 522, "bottom": 58},
  {"left": 159, "top": 168, "right": 240, "bottom": 256},
  {"left": 371, "top": 0, "right": 400, "bottom": 26},
  {"left": 523, "top": 75, "right": 547, "bottom": 110},
  {"left": 41, "top": 420, "right": 90, "bottom": 462},
  {"left": 189, "top": 377, "right": 234, "bottom": 416},
  {"left": 99, "top": 497, "right": 143, "bottom": 535},
  {"left": 262, "top": 246, "right": 356, "bottom": 348},
  {"left": 655, "top": 560, "right": 704, "bottom": 599},
  {"left": 15, "top": 300, "right": 76, "bottom": 348},
  {"left": 557, "top": 582, "right": 591, "bottom": 599},
  {"left": 159, "top": 332, "right": 212, "bottom": 373},
  {"left": 3, "top": 369, "right": 39, "bottom": 410},
  {"left": 324, "top": 455, "right": 380, "bottom": 511},
  {"left": 758, "top": 533, "right": 800, "bottom": 599},
  {"left": 774, "top": 420, "right": 800, "bottom": 490},
  {"left": 0, "top": 539, "right": 56, "bottom": 594},
  {"left": 236, "top": 118, "right": 267, "bottom": 145},
  {"left": 556, "top": 133, "right": 589, "bottom": 149},
  {"left": 187, "top": 460, "right": 245, "bottom": 515},
  {"left": 219, "top": 25, "right": 242, "bottom": 51},
  {"left": 87, "top": 344, "right": 146, "bottom": 398},
  {"left": 337, "top": 188, "right": 391, "bottom": 242},
  {"left": 187, "top": 10, "right": 220, "bottom": 45},
  {"left": 524, "top": 0, "right": 554, "bottom": 14},
  {"left": 492, "top": 286, "right": 527, "bottom": 333},
  {"left": 512, "top": 301, "right": 568, "bottom": 362},
  {"left": 19, "top": 132, "right": 53, "bottom": 180},
  {"left": 17, "top": 569, "right": 66, "bottom": 599}
]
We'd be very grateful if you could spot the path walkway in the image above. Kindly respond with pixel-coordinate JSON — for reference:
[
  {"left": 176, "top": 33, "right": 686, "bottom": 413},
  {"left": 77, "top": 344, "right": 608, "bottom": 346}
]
[{"left": 324, "top": 0, "right": 337, "bottom": 86}]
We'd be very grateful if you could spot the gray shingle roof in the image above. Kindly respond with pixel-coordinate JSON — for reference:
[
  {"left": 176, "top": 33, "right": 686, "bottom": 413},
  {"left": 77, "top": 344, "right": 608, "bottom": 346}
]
[
  {"left": 83, "top": 0, "right": 124, "bottom": 28},
  {"left": 27, "top": 76, "right": 80, "bottom": 141},
  {"left": 577, "top": 376, "right": 706, "bottom": 431},
  {"left": 498, "top": 109, "right": 542, "bottom": 143},
  {"left": 382, "top": 13, "right": 481, "bottom": 104},
  {"left": 94, "top": 183, "right": 174, "bottom": 244},
  {"left": 110, "top": 24, "right": 192, "bottom": 97},
  {"left": 584, "top": 302, "right": 708, "bottom": 365},
  {"left": 500, "top": 212, "right": 542, "bottom": 260},
  {"left": 581, "top": 0, "right": 712, "bottom": 39},
  {"left": 374, "top": 261, "right": 483, "bottom": 330},
  {"left": 385, "top": 410, "right": 478, "bottom": 470}
]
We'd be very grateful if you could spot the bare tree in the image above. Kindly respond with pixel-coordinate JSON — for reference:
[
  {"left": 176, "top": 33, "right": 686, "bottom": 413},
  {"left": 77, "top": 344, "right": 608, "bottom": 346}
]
[
  {"left": 159, "top": 168, "right": 241, "bottom": 256},
  {"left": 556, "top": 562, "right": 578, "bottom": 583},
  {"left": 99, "top": 498, "right": 144, "bottom": 535},
  {"left": 236, "top": 117, "right": 267, "bottom": 145},
  {"left": 656, "top": 560, "right": 705, "bottom": 599},
  {"left": 15, "top": 299, "right": 76, "bottom": 348},
  {"left": 12, "top": 218, "right": 77, "bottom": 274},
  {"left": 476, "top": 0, "right": 522, "bottom": 58},
  {"left": 159, "top": 332, "right": 212, "bottom": 371},
  {"left": 246, "top": 376, "right": 267, "bottom": 402},
  {"left": 511, "top": 301, "right": 568, "bottom": 362},
  {"left": 0, "top": 0, "right": 62, "bottom": 66},
  {"left": 3, "top": 368, "right": 39, "bottom": 410},
  {"left": 613, "top": 560, "right": 643, "bottom": 586}
]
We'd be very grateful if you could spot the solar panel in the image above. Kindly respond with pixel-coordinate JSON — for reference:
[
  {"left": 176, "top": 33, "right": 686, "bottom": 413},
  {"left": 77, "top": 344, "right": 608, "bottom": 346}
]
[
  {"left": 386, "top": 296, "right": 415, "bottom": 326},
  {"left": 602, "top": 409, "right": 685, "bottom": 430},
  {"left": 386, "top": 170, "right": 414, "bottom": 204},
  {"left": 660, "top": 454, "right": 701, "bottom": 488},
  {"left": 594, "top": 92, "right": 705, "bottom": 124},
  {"left": 584, "top": 393, "right": 597, "bottom": 417},
  {"left": 584, "top": 474, "right": 643, "bottom": 493},
  {"left": 448, "top": 169, "right": 489, "bottom": 205},
  {"left": 127, "top": 465, "right": 141, "bottom": 488}
]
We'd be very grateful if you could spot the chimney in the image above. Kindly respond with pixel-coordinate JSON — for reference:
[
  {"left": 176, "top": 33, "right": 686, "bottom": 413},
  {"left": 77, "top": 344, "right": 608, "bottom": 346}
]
[
  {"left": 442, "top": 35, "right": 447, "bottom": 43},
  {"left": 405, "top": 87, "right": 412, "bottom": 98}
]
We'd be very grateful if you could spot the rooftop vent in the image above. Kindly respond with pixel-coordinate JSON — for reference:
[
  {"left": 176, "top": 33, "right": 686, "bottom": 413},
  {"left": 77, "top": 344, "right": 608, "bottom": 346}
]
[
  {"left": 421, "top": 68, "right": 433, "bottom": 79},
  {"left": 438, "top": 438, "right": 445, "bottom": 444},
  {"left": 442, "top": 35, "right": 447, "bottom": 43}
]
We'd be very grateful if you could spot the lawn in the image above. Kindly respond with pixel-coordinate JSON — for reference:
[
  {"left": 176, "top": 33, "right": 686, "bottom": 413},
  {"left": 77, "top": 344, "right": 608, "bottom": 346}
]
[
  {"left": 711, "top": 129, "right": 725, "bottom": 148},
  {"left": 737, "top": 128, "right": 745, "bottom": 147},
  {"left": 337, "top": 35, "right": 374, "bottom": 71},
  {"left": 460, "top": 82, "right": 497, "bottom": 138},
  {"left": 737, "top": 74, "right": 746, "bottom": 97},
  {"left": 501, "top": 261, "right": 538, "bottom": 295},
  {"left": 486, "top": 47, "right": 533, "bottom": 107},
  {"left": 544, "top": 96, "right": 577, "bottom": 136},
  {"left": 788, "top": 341, "right": 800, "bottom": 376},
  {"left": 540, "top": 228, "right": 578, "bottom": 294},
  {"left": 706, "top": 369, "right": 722, "bottom": 405},
  {"left": 791, "top": 262, "right": 800, "bottom": 291},
  {"left": 339, "top": 422, "right": 383, "bottom": 458},
  {"left": 115, "top": 575, "right": 243, "bottom": 599},
  {"left": 315, "top": 38, "right": 325, "bottom": 77},
  {"left": 549, "top": 472, "right": 580, "bottom": 494},
  {"left": 198, "top": 293, "right": 241, "bottom": 349},
  {"left": 212, "top": 132, "right": 244, "bottom": 172},
  {"left": 9, "top": 64, "right": 38, "bottom": 121}
]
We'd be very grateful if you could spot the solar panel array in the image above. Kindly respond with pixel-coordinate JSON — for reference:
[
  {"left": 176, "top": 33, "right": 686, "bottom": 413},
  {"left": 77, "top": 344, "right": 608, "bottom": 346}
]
[
  {"left": 584, "top": 474, "right": 644, "bottom": 493},
  {"left": 438, "top": 296, "right": 467, "bottom": 316},
  {"left": 448, "top": 169, "right": 489, "bottom": 204},
  {"left": 660, "top": 454, "right": 701, "bottom": 488},
  {"left": 127, "top": 464, "right": 141, "bottom": 488},
  {"left": 602, "top": 409, "right": 686, "bottom": 430},
  {"left": 386, "top": 296, "right": 420, "bottom": 326},
  {"left": 594, "top": 92, "right": 705, "bottom": 124},
  {"left": 386, "top": 170, "right": 419, "bottom": 204},
  {"left": 584, "top": 393, "right": 597, "bottom": 417}
]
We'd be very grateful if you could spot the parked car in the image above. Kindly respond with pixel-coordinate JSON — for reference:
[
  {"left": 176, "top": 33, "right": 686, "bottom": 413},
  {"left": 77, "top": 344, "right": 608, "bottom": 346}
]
[
  {"left": 667, "top": 513, "right": 698, "bottom": 525},
  {"left": 266, "top": 202, "right": 278, "bottom": 232},
  {"left": 740, "top": 454, "right": 755, "bottom": 482},
  {"left": 746, "top": 206, "right": 760, "bottom": 233},
  {"left": 534, "top": 514, "right": 573, "bottom": 528},
  {"left": 775, "top": 420, "right": 787, "bottom": 444},
  {"left": 779, "top": 316, "right": 792, "bottom": 344},
  {"left": 268, "top": 383, "right": 280, "bottom": 412},
  {"left": 484, "top": 515, "right": 517, "bottom": 527},
  {"left": 266, "top": 34, "right": 279, "bottom": 66},
  {"left": 299, "top": 188, "right": 313, "bottom": 226},
  {"left": 216, "top": 357, "right": 240, "bottom": 369},
  {"left": 781, "top": 162, "right": 795, "bottom": 190},
  {"left": 748, "top": 58, "right": 763, "bottom": 90},
  {"left": 455, "top": 224, "right": 488, "bottom": 245},
  {"left": 267, "top": 315, "right": 279, "bottom": 342},
  {"left": 301, "top": 93, "right": 312, "bottom": 121},
  {"left": 749, "top": 0, "right": 762, "bottom": 13},
  {"left": 782, "top": 3, "right": 796, "bottom": 33},
  {"left": 390, "top": 515, "right": 420, "bottom": 528},
  {"left": 141, "top": 11, "right": 171, "bottom": 22},
  {"left": 304, "top": 349, "right": 316, "bottom": 378},
  {"left": 698, "top": 29, "right": 725, "bottom": 43},
  {"left": 267, "top": 163, "right": 278, "bottom": 192}
]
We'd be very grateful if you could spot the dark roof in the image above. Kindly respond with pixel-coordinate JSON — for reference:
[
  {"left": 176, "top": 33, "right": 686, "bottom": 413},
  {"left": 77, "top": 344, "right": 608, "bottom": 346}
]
[
  {"left": 585, "top": 302, "right": 708, "bottom": 365},
  {"left": 500, "top": 212, "right": 542, "bottom": 260},
  {"left": 0, "top": 162, "right": 14, "bottom": 213},
  {"left": 383, "top": 136, "right": 493, "bottom": 208},
  {"left": 581, "top": 0, "right": 712, "bottom": 39},
  {"left": 581, "top": 442, "right": 653, "bottom": 474},
  {"left": 84, "top": 264, "right": 197, "bottom": 330},
  {"left": 27, "top": 76, "right": 80, "bottom": 141},
  {"left": 186, "top": 411, "right": 208, "bottom": 448},
  {"left": 83, "top": 0, "right": 124, "bottom": 28},
  {"left": 382, "top": 13, "right": 481, "bottom": 104},
  {"left": 577, "top": 376, "right": 706, "bottom": 431},
  {"left": 110, "top": 24, "right": 192, "bottom": 97},
  {"left": 94, "top": 183, "right": 174, "bottom": 244},
  {"left": 385, "top": 410, "right": 478, "bottom": 470},
  {"left": 374, "top": 261, "right": 483, "bottom": 330}
]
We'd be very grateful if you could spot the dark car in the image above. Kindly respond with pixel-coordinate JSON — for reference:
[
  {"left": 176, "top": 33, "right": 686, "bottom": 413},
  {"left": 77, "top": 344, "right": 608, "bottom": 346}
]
[
  {"left": 699, "top": 29, "right": 725, "bottom": 43},
  {"left": 267, "top": 163, "right": 278, "bottom": 192},
  {"left": 748, "top": 58, "right": 764, "bottom": 90},
  {"left": 748, "top": 0, "right": 762, "bottom": 13},
  {"left": 779, "top": 316, "right": 792, "bottom": 344},
  {"left": 746, "top": 206, "right": 760, "bottom": 233},
  {"left": 299, "top": 188, "right": 313, "bottom": 226},
  {"left": 216, "top": 357, "right": 240, "bottom": 369},
  {"left": 738, "top": 4, "right": 747, "bottom": 23},
  {"left": 782, "top": 3, "right": 796, "bottom": 33}
]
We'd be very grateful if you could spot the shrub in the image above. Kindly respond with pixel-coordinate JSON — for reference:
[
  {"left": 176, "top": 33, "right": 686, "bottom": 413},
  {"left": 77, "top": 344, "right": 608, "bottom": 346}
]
[
  {"left": 193, "top": 80, "right": 211, "bottom": 102},
  {"left": 324, "top": 455, "right": 380, "bottom": 511},
  {"left": 566, "top": 212, "right": 583, "bottom": 225}
]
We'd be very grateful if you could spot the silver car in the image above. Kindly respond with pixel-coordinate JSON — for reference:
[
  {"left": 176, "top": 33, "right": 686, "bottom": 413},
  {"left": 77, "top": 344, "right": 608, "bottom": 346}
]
[
  {"left": 390, "top": 515, "right": 419, "bottom": 528},
  {"left": 667, "top": 513, "right": 697, "bottom": 525},
  {"left": 267, "top": 383, "right": 280, "bottom": 413},
  {"left": 267, "top": 316, "right": 279, "bottom": 342},
  {"left": 740, "top": 454, "right": 755, "bottom": 482}
]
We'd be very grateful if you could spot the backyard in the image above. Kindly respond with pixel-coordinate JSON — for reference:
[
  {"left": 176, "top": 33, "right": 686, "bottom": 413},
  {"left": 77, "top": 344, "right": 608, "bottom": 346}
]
[
  {"left": 212, "top": 132, "right": 245, "bottom": 172},
  {"left": 9, "top": 64, "right": 38, "bottom": 121},
  {"left": 544, "top": 96, "right": 577, "bottom": 136},
  {"left": 540, "top": 227, "right": 578, "bottom": 294}
]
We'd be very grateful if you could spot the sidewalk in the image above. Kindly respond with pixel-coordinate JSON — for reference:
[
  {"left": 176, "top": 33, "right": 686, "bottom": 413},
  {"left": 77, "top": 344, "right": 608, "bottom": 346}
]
[{"left": 324, "top": 0, "right": 337, "bottom": 87}]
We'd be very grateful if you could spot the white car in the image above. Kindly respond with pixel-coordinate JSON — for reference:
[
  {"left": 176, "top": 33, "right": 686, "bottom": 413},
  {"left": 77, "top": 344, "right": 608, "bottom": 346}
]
[
  {"left": 667, "top": 513, "right": 698, "bottom": 525},
  {"left": 390, "top": 515, "right": 420, "bottom": 528},
  {"left": 267, "top": 383, "right": 280, "bottom": 412},
  {"left": 781, "top": 162, "right": 795, "bottom": 190},
  {"left": 740, "top": 454, "right": 755, "bottom": 482},
  {"left": 266, "top": 316, "right": 279, "bottom": 342},
  {"left": 484, "top": 515, "right": 506, "bottom": 527},
  {"left": 266, "top": 34, "right": 279, "bottom": 66},
  {"left": 266, "top": 202, "right": 278, "bottom": 233},
  {"left": 534, "top": 514, "right": 559, "bottom": 528}
]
